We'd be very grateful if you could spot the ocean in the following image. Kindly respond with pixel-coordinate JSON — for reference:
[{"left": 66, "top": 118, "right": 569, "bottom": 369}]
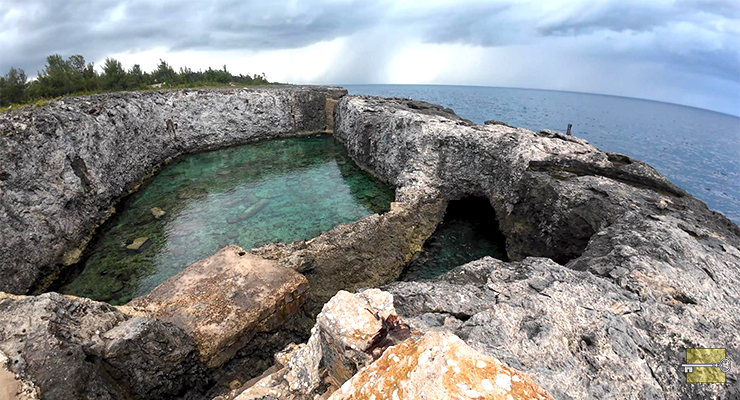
[{"left": 344, "top": 84, "right": 740, "bottom": 225}]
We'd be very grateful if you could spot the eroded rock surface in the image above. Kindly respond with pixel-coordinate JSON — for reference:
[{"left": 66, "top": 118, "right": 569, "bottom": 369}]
[
  {"left": 229, "top": 289, "right": 413, "bottom": 400},
  {"left": 128, "top": 245, "right": 308, "bottom": 368},
  {"left": 385, "top": 256, "right": 740, "bottom": 399},
  {"left": 328, "top": 331, "right": 553, "bottom": 400},
  {"left": 0, "top": 292, "right": 207, "bottom": 400},
  {"left": 0, "top": 86, "right": 346, "bottom": 294}
]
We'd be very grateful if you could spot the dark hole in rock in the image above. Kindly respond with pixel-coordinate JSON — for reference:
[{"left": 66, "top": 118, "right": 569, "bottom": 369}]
[{"left": 399, "top": 196, "right": 508, "bottom": 281}]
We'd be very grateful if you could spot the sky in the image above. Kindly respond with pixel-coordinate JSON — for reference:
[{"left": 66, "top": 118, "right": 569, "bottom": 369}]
[{"left": 0, "top": 0, "right": 738, "bottom": 115}]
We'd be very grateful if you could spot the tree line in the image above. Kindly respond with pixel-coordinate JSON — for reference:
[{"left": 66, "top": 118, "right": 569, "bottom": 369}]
[{"left": 0, "top": 54, "right": 269, "bottom": 107}]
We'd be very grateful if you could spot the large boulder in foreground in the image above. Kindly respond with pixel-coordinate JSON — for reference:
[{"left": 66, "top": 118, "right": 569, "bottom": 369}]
[
  {"left": 328, "top": 331, "right": 553, "bottom": 400},
  {"left": 129, "top": 245, "right": 309, "bottom": 368},
  {"left": 227, "top": 289, "right": 551, "bottom": 400},
  {"left": 0, "top": 292, "right": 206, "bottom": 400}
]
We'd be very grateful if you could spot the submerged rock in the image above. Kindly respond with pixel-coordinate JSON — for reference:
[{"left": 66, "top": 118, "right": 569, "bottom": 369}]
[
  {"left": 150, "top": 207, "right": 166, "bottom": 219},
  {"left": 125, "top": 236, "right": 150, "bottom": 251},
  {"left": 128, "top": 245, "right": 308, "bottom": 368},
  {"left": 0, "top": 292, "right": 207, "bottom": 400}
]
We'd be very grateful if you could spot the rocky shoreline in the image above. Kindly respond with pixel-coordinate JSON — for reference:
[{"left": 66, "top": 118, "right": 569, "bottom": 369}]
[{"left": 1, "top": 86, "right": 739, "bottom": 399}]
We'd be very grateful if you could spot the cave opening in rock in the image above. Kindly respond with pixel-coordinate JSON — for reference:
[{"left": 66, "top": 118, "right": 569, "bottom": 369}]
[{"left": 399, "top": 196, "right": 508, "bottom": 281}]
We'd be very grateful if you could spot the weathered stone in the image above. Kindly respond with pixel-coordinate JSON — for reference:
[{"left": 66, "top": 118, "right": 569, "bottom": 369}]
[
  {"left": 0, "top": 350, "right": 40, "bottom": 400},
  {"left": 232, "top": 289, "right": 412, "bottom": 400},
  {"left": 0, "top": 292, "right": 206, "bottom": 400},
  {"left": 129, "top": 245, "right": 309, "bottom": 368},
  {"left": 385, "top": 255, "right": 740, "bottom": 400},
  {"left": 253, "top": 188, "right": 446, "bottom": 312},
  {"left": 0, "top": 86, "right": 347, "bottom": 294},
  {"left": 150, "top": 207, "right": 166, "bottom": 219},
  {"left": 125, "top": 236, "right": 149, "bottom": 251},
  {"left": 328, "top": 331, "right": 553, "bottom": 400}
]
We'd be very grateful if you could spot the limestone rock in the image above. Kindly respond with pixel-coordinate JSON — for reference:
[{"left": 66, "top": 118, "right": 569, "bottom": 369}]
[
  {"left": 0, "top": 350, "right": 40, "bottom": 400},
  {"left": 233, "top": 289, "right": 412, "bottom": 400},
  {"left": 150, "top": 207, "right": 166, "bottom": 219},
  {"left": 0, "top": 86, "right": 347, "bottom": 294},
  {"left": 328, "top": 331, "right": 553, "bottom": 400},
  {"left": 0, "top": 292, "right": 206, "bottom": 400},
  {"left": 385, "top": 256, "right": 740, "bottom": 400},
  {"left": 125, "top": 236, "right": 149, "bottom": 251},
  {"left": 129, "top": 245, "right": 309, "bottom": 368}
]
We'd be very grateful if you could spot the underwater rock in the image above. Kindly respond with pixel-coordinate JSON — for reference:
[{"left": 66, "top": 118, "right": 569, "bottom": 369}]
[
  {"left": 128, "top": 245, "right": 308, "bottom": 368},
  {"left": 0, "top": 292, "right": 207, "bottom": 400},
  {"left": 238, "top": 198, "right": 270, "bottom": 221},
  {"left": 328, "top": 331, "right": 553, "bottom": 400},
  {"left": 125, "top": 236, "right": 150, "bottom": 251},
  {"left": 150, "top": 207, "right": 166, "bottom": 219}
]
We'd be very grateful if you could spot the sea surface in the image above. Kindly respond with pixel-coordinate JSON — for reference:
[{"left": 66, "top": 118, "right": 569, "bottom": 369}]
[
  {"left": 55, "top": 136, "right": 395, "bottom": 304},
  {"left": 345, "top": 84, "right": 740, "bottom": 224}
]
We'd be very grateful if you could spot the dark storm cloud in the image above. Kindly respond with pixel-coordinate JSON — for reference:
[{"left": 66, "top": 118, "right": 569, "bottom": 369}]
[
  {"left": 0, "top": 0, "right": 383, "bottom": 73},
  {"left": 0, "top": 0, "right": 737, "bottom": 113}
]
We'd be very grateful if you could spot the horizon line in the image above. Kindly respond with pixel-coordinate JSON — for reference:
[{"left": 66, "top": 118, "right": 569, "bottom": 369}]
[{"left": 323, "top": 82, "right": 740, "bottom": 119}]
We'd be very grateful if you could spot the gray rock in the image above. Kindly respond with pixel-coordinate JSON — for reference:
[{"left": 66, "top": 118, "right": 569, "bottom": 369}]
[
  {"left": 0, "top": 292, "right": 207, "bottom": 399},
  {"left": 0, "top": 86, "right": 346, "bottom": 294},
  {"left": 385, "top": 256, "right": 740, "bottom": 400}
]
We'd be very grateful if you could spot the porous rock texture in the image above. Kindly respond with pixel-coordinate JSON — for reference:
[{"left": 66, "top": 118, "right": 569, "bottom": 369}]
[
  {"left": 328, "top": 331, "right": 553, "bottom": 400},
  {"left": 128, "top": 245, "right": 308, "bottom": 368},
  {"left": 331, "top": 95, "right": 740, "bottom": 399},
  {"left": 0, "top": 86, "right": 346, "bottom": 294},
  {"left": 0, "top": 292, "right": 207, "bottom": 400}
]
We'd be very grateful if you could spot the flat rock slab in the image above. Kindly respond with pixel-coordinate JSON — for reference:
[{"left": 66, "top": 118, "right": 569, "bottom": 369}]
[
  {"left": 328, "top": 331, "right": 553, "bottom": 400},
  {"left": 129, "top": 245, "right": 309, "bottom": 368}
]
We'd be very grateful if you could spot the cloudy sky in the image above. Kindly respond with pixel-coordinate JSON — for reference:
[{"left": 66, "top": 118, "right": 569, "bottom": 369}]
[{"left": 0, "top": 0, "right": 738, "bottom": 115}]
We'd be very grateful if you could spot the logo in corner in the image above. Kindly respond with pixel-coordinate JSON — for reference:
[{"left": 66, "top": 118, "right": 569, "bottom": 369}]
[{"left": 682, "top": 348, "right": 731, "bottom": 383}]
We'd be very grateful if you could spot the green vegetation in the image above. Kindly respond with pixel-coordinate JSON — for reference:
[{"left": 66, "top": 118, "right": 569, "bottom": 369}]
[{"left": 0, "top": 54, "right": 269, "bottom": 108}]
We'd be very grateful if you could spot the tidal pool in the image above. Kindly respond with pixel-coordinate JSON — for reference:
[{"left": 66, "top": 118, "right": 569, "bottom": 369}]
[
  {"left": 399, "top": 197, "right": 508, "bottom": 281},
  {"left": 54, "top": 136, "right": 395, "bottom": 305}
]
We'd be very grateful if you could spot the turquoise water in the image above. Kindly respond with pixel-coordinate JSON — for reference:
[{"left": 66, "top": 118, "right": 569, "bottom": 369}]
[
  {"left": 55, "top": 136, "right": 395, "bottom": 304},
  {"left": 345, "top": 85, "right": 740, "bottom": 224},
  {"left": 400, "top": 197, "right": 507, "bottom": 281}
]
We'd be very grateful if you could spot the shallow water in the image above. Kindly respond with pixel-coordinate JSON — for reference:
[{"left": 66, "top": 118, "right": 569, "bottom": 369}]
[
  {"left": 346, "top": 84, "right": 740, "bottom": 224},
  {"left": 400, "top": 197, "right": 507, "bottom": 281},
  {"left": 55, "top": 136, "right": 395, "bottom": 304}
]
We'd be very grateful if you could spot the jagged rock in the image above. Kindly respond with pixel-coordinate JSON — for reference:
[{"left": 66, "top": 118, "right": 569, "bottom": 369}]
[
  {"left": 0, "top": 86, "right": 347, "bottom": 294},
  {"left": 0, "top": 292, "right": 207, "bottom": 400},
  {"left": 128, "top": 245, "right": 309, "bottom": 368},
  {"left": 150, "top": 207, "right": 166, "bottom": 219},
  {"left": 328, "top": 331, "right": 553, "bottom": 400},
  {"left": 232, "top": 289, "right": 413, "bottom": 400},
  {"left": 385, "top": 256, "right": 740, "bottom": 399}
]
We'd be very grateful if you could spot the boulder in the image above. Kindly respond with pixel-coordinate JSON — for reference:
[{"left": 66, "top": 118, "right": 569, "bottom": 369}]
[
  {"left": 0, "top": 292, "right": 206, "bottom": 400},
  {"left": 231, "top": 289, "right": 413, "bottom": 400},
  {"left": 129, "top": 245, "right": 309, "bottom": 368},
  {"left": 328, "top": 331, "right": 553, "bottom": 400}
]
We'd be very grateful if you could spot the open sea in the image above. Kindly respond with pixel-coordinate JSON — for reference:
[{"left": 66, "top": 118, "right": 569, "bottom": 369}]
[{"left": 344, "top": 84, "right": 740, "bottom": 224}]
